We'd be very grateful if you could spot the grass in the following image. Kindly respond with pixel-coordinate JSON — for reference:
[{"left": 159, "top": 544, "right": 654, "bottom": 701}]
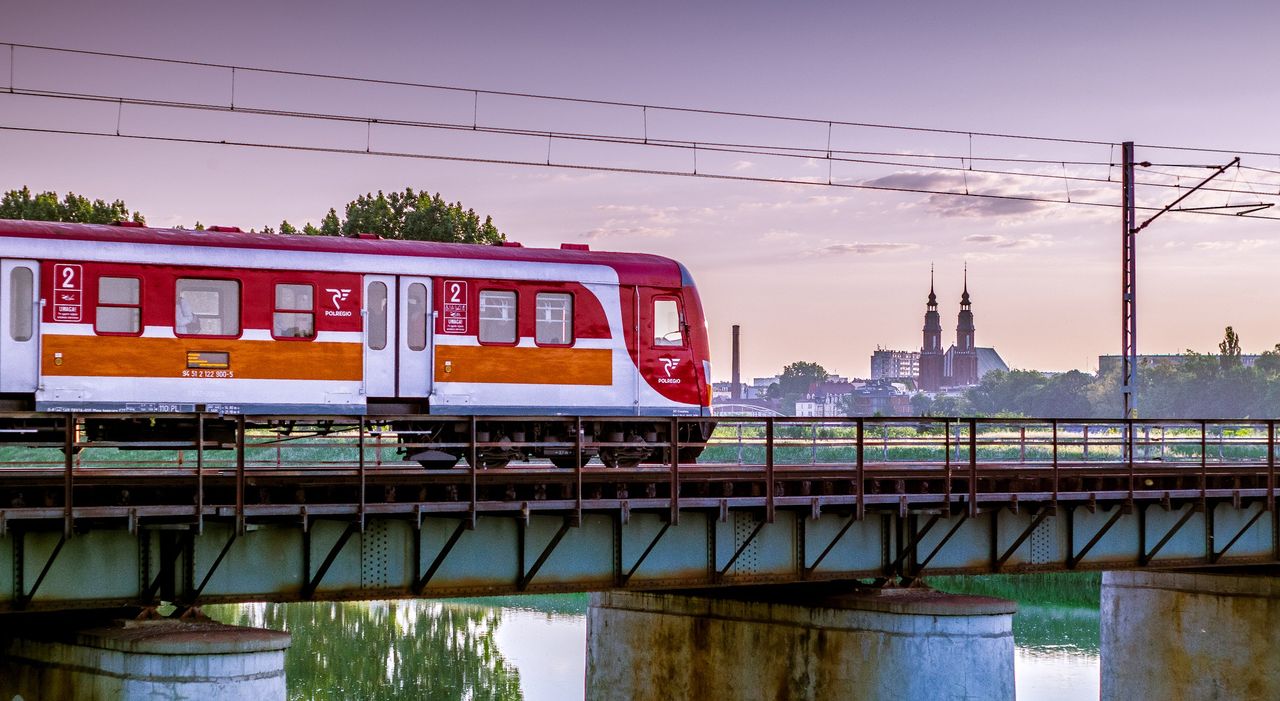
[{"left": 926, "top": 571, "right": 1101, "bottom": 607}]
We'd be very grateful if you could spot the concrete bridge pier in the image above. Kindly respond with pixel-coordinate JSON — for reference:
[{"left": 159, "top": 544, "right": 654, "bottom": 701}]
[
  {"left": 1102, "top": 570, "right": 1280, "bottom": 700},
  {"left": 0, "top": 611, "right": 291, "bottom": 701},
  {"left": 586, "top": 584, "right": 1016, "bottom": 701}
]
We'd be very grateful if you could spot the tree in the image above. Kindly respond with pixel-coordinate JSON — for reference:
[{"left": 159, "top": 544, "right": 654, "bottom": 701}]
[
  {"left": 1257, "top": 344, "right": 1280, "bottom": 376},
  {"left": 910, "top": 393, "right": 933, "bottom": 416},
  {"left": 930, "top": 394, "right": 972, "bottom": 416},
  {"left": 1, "top": 187, "right": 144, "bottom": 224},
  {"left": 333, "top": 188, "right": 505, "bottom": 244},
  {"left": 777, "top": 361, "right": 828, "bottom": 398},
  {"left": 4, "top": 185, "right": 502, "bottom": 246},
  {"left": 318, "top": 208, "right": 342, "bottom": 236},
  {"left": 1219, "top": 326, "right": 1243, "bottom": 369}
]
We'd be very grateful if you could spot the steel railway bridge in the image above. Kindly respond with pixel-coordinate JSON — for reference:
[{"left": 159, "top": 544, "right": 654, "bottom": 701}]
[{"left": 0, "top": 413, "right": 1277, "bottom": 613}]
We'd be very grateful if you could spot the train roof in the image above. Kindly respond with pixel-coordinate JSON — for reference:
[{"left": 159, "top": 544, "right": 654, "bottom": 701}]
[{"left": 0, "top": 219, "right": 692, "bottom": 287}]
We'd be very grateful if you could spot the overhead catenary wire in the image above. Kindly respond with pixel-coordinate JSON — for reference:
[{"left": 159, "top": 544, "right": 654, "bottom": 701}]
[
  {"left": 9, "top": 40, "right": 1280, "bottom": 164},
  {"left": 2, "top": 40, "right": 1278, "bottom": 220},
  {"left": 5, "top": 87, "right": 1279, "bottom": 205},
  {"left": 5, "top": 122, "right": 1280, "bottom": 223},
  {"left": 0, "top": 41, "right": 1118, "bottom": 149}
]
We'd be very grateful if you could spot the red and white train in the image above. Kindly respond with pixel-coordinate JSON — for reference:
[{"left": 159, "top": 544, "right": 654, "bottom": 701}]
[{"left": 0, "top": 219, "right": 713, "bottom": 467}]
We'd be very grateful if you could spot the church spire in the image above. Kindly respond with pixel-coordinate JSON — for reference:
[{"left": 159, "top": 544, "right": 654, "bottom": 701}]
[
  {"left": 960, "top": 262, "right": 971, "bottom": 308},
  {"left": 928, "top": 263, "right": 938, "bottom": 308}
]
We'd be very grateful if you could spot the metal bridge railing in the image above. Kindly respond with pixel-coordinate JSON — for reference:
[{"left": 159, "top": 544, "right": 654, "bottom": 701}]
[{"left": 0, "top": 413, "right": 1275, "bottom": 534}]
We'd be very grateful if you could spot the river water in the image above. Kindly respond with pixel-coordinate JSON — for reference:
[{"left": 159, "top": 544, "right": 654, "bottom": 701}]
[{"left": 207, "top": 589, "right": 1099, "bottom": 700}]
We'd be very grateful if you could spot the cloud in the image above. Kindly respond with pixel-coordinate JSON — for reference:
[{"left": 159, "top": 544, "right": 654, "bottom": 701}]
[
  {"left": 737, "top": 194, "right": 851, "bottom": 212},
  {"left": 859, "top": 170, "right": 1073, "bottom": 220},
  {"left": 963, "top": 233, "right": 1054, "bottom": 250},
  {"left": 806, "top": 242, "right": 920, "bottom": 256},
  {"left": 862, "top": 172, "right": 968, "bottom": 191},
  {"left": 731, "top": 160, "right": 754, "bottom": 172},
  {"left": 923, "top": 194, "right": 1047, "bottom": 218},
  {"left": 582, "top": 225, "right": 675, "bottom": 240},
  {"left": 760, "top": 229, "right": 801, "bottom": 241},
  {"left": 1192, "top": 239, "right": 1271, "bottom": 252}
]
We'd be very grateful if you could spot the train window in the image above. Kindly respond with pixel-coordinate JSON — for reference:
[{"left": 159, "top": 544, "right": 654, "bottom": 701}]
[
  {"left": 175, "top": 279, "right": 240, "bottom": 336},
  {"left": 273, "top": 284, "right": 315, "bottom": 339},
  {"left": 535, "top": 293, "right": 573, "bottom": 346},
  {"left": 96, "top": 276, "right": 141, "bottom": 334},
  {"left": 9, "top": 267, "right": 33, "bottom": 342},
  {"left": 407, "top": 283, "right": 428, "bottom": 351},
  {"left": 479, "top": 290, "right": 516, "bottom": 344},
  {"left": 653, "top": 298, "right": 684, "bottom": 347},
  {"left": 367, "top": 281, "right": 387, "bottom": 350}
]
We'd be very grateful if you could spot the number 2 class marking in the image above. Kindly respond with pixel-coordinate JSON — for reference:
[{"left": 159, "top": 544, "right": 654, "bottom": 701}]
[
  {"left": 449, "top": 282, "right": 463, "bottom": 303},
  {"left": 60, "top": 266, "right": 76, "bottom": 288}
]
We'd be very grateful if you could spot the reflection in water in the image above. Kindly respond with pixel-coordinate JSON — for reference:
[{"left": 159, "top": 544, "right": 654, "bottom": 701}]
[
  {"left": 210, "top": 587, "right": 1101, "bottom": 701},
  {"left": 206, "top": 600, "right": 524, "bottom": 701}
]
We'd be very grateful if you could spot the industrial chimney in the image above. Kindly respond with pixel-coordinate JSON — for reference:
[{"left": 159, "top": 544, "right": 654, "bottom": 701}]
[{"left": 731, "top": 325, "right": 741, "bottom": 400}]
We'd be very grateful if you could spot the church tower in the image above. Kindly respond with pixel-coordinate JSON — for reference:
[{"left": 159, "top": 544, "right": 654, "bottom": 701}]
[
  {"left": 918, "top": 267, "right": 945, "bottom": 392},
  {"left": 952, "top": 264, "right": 979, "bottom": 386}
]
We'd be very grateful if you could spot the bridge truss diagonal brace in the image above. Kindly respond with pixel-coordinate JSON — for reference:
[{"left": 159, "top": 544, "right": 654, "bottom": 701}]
[
  {"left": 619, "top": 520, "right": 671, "bottom": 586},
  {"left": 413, "top": 519, "right": 470, "bottom": 594},
  {"left": 12, "top": 531, "right": 67, "bottom": 610},
  {"left": 1211, "top": 505, "right": 1268, "bottom": 564},
  {"left": 912, "top": 512, "right": 971, "bottom": 577},
  {"left": 182, "top": 529, "right": 238, "bottom": 607},
  {"left": 517, "top": 517, "right": 573, "bottom": 591},
  {"left": 888, "top": 514, "right": 941, "bottom": 577},
  {"left": 802, "top": 512, "right": 859, "bottom": 578},
  {"left": 993, "top": 508, "right": 1052, "bottom": 572},
  {"left": 1139, "top": 505, "right": 1197, "bottom": 566},
  {"left": 302, "top": 522, "right": 360, "bottom": 599},
  {"left": 715, "top": 518, "right": 767, "bottom": 582},
  {"left": 1067, "top": 505, "right": 1127, "bottom": 569}
]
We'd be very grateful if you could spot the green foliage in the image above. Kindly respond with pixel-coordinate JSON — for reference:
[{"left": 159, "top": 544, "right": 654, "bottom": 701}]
[
  {"left": 777, "top": 361, "right": 828, "bottom": 398},
  {"left": 961, "top": 335, "right": 1280, "bottom": 418},
  {"left": 337, "top": 188, "right": 505, "bottom": 244},
  {"left": 928, "top": 572, "right": 1102, "bottom": 608},
  {"left": 5, "top": 185, "right": 503, "bottom": 246},
  {"left": 1220, "top": 326, "right": 1242, "bottom": 369},
  {"left": 0, "top": 187, "right": 144, "bottom": 224},
  {"left": 206, "top": 600, "right": 524, "bottom": 701}
]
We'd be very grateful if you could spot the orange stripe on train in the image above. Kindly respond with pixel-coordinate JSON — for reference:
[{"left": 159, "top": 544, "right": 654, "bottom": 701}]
[
  {"left": 435, "top": 346, "right": 612, "bottom": 385},
  {"left": 42, "top": 335, "right": 362, "bottom": 381}
]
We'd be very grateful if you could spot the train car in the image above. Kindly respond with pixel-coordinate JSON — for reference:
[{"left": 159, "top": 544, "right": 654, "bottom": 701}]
[{"left": 0, "top": 219, "right": 713, "bottom": 467}]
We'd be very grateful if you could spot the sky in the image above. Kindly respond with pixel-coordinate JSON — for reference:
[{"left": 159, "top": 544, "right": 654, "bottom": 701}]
[{"left": 3, "top": 0, "right": 1280, "bottom": 381}]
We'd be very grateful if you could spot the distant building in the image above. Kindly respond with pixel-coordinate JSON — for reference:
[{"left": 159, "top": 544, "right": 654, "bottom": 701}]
[
  {"left": 848, "top": 381, "right": 912, "bottom": 416},
  {"left": 871, "top": 348, "right": 920, "bottom": 380},
  {"left": 945, "top": 346, "right": 1008, "bottom": 381}
]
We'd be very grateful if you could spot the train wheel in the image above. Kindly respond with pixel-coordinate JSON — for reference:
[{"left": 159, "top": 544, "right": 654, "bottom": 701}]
[
  {"left": 411, "top": 449, "right": 461, "bottom": 470},
  {"left": 550, "top": 455, "right": 591, "bottom": 470}
]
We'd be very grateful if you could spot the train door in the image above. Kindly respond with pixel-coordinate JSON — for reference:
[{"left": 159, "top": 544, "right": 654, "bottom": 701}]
[
  {"left": 363, "top": 275, "right": 395, "bottom": 397},
  {"left": 362, "top": 274, "right": 433, "bottom": 399},
  {"left": 639, "top": 289, "right": 698, "bottom": 404},
  {"left": 0, "top": 259, "right": 40, "bottom": 392},
  {"left": 397, "top": 276, "right": 433, "bottom": 398}
]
